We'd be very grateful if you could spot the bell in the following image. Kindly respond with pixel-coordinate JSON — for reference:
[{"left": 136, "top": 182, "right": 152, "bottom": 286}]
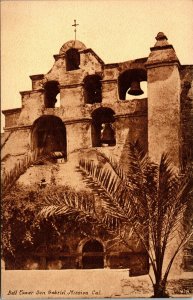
[
  {"left": 127, "top": 81, "right": 144, "bottom": 96},
  {"left": 101, "top": 123, "right": 115, "bottom": 146}
]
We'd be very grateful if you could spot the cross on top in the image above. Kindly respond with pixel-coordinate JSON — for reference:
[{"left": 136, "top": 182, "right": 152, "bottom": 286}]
[{"left": 72, "top": 19, "right": 79, "bottom": 41}]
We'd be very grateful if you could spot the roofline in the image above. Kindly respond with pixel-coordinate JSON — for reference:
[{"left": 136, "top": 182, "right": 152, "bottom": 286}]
[
  {"left": 104, "top": 57, "right": 148, "bottom": 69},
  {"left": 180, "top": 65, "right": 193, "bottom": 69},
  {"left": 2, "top": 108, "right": 21, "bottom": 115},
  {"left": 79, "top": 48, "right": 105, "bottom": 65}
]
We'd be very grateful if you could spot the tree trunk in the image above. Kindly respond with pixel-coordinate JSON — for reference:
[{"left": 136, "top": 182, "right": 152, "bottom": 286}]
[{"left": 153, "top": 280, "right": 169, "bottom": 298}]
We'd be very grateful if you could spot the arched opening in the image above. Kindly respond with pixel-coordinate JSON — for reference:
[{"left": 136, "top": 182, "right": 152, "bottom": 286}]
[
  {"left": 66, "top": 48, "right": 80, "bottom": 71},
  {"left": 44, "top": 81, "right": 60, "bottom": 108},
  {"left": 91, "top": 107, "right": 116, "bottom": 147},
  {"left": 82, "top": 240, "right": 104, "bottom": 269},
  {"left": 84, "top": 75, "right": 102, "bottom": 104},
  {"left": 118, "top": 69, "right": 147, "bottom": 100},
  {"left": 31, "top": 115, "right": 67, "bottom": 161}
]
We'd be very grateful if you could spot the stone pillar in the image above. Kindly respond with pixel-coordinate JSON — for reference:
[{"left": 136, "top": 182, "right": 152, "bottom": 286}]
[
  {"left": 101, "top": 80, "right": 118, "bottom": 103},
  {"left": 18, "top": 90, "right": 45, "bottom": 125},
  {"left": 29, "top": 74, "right": 44, "bottom": 90},
  {"left": 65, "top": 119, "right": 92, "bottom": 154},
  {"left": 60, "top": 84, "right": 84, "bottom": 107},
  {"left": 146, "top": 32, "right": 181, "bottom": 167}
]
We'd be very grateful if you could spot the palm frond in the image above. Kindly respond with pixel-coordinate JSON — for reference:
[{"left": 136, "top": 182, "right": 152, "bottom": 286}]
[
  {"left": 2, "top": 150, "right": 54, "bottom": 196},
  {"left": 93, "top": 149, "right": 126, "bottom": 180},
  {"left": 79, "top": 158, "right": 135, "bottom": 221}
]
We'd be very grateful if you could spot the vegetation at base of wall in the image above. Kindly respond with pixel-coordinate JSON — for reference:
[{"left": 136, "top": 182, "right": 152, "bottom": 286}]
[
  {"left": 2, "top": 184, "right": 105, "bottom": 258},
  {"left": 2, "top": 185, "right": 40, "bottom": 256}
]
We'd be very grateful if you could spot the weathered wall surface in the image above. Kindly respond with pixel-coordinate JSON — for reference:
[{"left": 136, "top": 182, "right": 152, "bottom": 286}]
[
  {"left": 60, "top": 85, "right": 84, "bottom": 107},
  {"left": 80, "top": 50, "right": 103, "bottom": 74},
  {"left": 18, "top": 154, "right": 87, "bottom": 191},
  {"left": 3, "top": 109, "right": 21, "bottom": 128},
  {"left": 114, "top": 113, "right": 147, "bottom": 171},
  {"left": 2, "top": 128, "right": 31, "bottom": 173},
  {"left": 3, "top": 99, "right": 146, "bottom": 129},
  {"left": 102, "top": 80, "right": 118, "bottom": 103},
  {"left": 2, "top": 97, "right": 147, "bottom": 162},
  {"left": 179, "top": 66, "right": 193, "bottom": 272},
  {"left": 66, "top": 121, "right": 91, "bottom": 153},
  {"left": 147, "top": 65, "right": 181, "bottom": 166},
  {"left": 18, "top": 90, "right": 45, "bottom": 126},
  {"left": 145, "top": 32, "right": 181, "bottom": 166},
  {"left": 145, "top": 33, "right": 186, "bottom": 277},
  {"left": 180, "top": 66, "right": 193, "bottom": 167}
]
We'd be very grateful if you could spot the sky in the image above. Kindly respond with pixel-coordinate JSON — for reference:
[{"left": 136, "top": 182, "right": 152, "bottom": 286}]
[{"left": 1, "top": 0, "right": 193, "bottom": 131}]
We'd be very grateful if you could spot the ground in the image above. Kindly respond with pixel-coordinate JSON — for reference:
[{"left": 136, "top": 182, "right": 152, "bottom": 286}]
[{"left": 2, "top": 269, "right": 193, "bottom": 299}]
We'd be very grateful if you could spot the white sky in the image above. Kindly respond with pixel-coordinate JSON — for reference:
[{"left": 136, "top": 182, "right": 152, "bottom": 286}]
[{"left": 1, "top": 0, "right": 193, "bottom": 131}]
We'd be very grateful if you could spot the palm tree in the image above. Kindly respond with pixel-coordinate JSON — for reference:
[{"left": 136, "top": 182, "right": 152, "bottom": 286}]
[
  {"left": 38, "top": 144, "right": 193, "bottom": 297},
  {"left": 3, "top": 143, "right": 190, "bottom": 296}
]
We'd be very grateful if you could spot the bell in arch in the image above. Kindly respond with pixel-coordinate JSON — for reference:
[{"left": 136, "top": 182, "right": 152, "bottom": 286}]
[
  {"left": 127, "top": 81, "right": 144, "bottom": 96},
  {"left": 101, "top": 123, "right": 115, "bottom": 146}
]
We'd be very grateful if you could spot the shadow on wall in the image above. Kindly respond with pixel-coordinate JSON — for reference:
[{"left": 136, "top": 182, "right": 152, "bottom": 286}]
[{"left": 118, "top": 118, "right": 148, "bottom": 172}]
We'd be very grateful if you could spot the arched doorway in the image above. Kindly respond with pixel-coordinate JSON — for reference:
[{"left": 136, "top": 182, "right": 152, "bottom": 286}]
[{"left": 82, "top": 239, "right": 104, "bottom": 269}]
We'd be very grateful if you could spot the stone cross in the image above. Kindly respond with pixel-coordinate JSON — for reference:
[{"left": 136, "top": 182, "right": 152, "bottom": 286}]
[{"left": 72, "top": 19, "right": 79, "bottom": 41}]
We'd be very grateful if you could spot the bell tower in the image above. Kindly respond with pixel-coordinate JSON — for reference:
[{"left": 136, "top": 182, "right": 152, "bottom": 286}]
[{"left": 146, "top": 32, "right": 181, "bottom": 167}]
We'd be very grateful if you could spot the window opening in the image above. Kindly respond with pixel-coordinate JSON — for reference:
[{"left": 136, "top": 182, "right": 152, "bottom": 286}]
[
  {"left": 44, "top": 81, "right": 60, "bottom": 108},
  {"left": 66, "top": 48, "right": 80, "bottom": 71},
  {"left": 91, "top": 107, "right": 116, "bottom": 147},
  {"left": 84, "top": 75, "right": 102, "bottom": 104}
]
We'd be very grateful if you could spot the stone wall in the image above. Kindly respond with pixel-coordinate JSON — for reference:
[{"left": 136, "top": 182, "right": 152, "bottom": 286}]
[
  {"left": 2, "top": 97, "right": 147, "bottom": 170},
  {"left": 1, "top": 127, "right": 31, "bottom": 173},
  {"left": 3, "top": 108, "right": 21, "bottom": 128},
  {"left": 180, "top": 65, "right": 193, "bottom": 167},
  {"left": 179, "top": 66, "right": 193, "bottom": 273}
]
